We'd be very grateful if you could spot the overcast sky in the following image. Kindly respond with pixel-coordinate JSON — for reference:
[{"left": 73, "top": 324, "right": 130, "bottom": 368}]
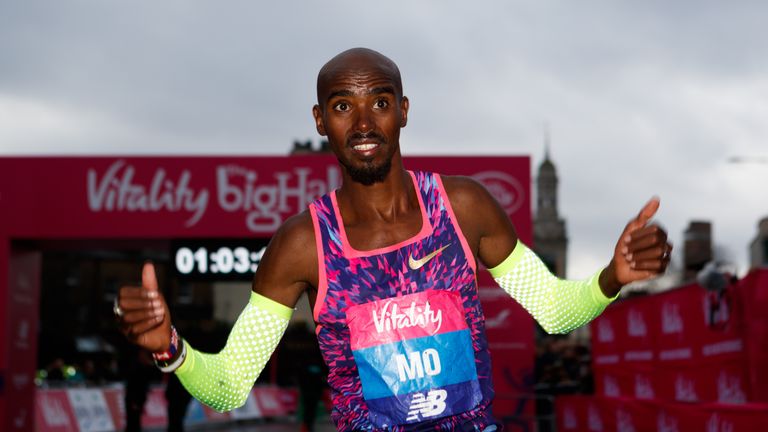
[{"left": 1, "top": 1, "right": 766, "bottom": 279}]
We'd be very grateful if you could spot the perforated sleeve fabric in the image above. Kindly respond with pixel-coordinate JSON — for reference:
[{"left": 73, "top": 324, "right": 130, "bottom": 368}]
[
  {"left": 489, "top": 240, "right": 618, "bottom": 334},
  {"left": 175, "top": 291, "right": 292, "bottom": 411}
]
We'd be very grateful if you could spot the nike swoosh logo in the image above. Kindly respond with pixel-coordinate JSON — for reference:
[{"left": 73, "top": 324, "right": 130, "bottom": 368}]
[{"left": 408, "top": 244, "right": 450, "bottom": 270}]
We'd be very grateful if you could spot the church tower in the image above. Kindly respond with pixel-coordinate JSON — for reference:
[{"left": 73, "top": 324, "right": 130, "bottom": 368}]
[{"left": 533, "top": 134, "right": 568, "bottom": 278}]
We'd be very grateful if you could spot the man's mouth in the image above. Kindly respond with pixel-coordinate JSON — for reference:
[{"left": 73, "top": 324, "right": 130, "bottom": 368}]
[{"left": 353, "top": 143, "right": 379, "bottom": 152}]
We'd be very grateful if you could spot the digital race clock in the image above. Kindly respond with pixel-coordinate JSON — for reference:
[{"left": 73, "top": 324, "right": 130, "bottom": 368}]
[{"left": 171, "top": 239, "right": 271, "bottom": 281}]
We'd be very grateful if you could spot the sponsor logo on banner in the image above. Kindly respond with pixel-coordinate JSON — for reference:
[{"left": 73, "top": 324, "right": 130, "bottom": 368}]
[
  {"left": 14, "top": 408, "right": 28, "bottom": 429},
  {"left": 231, "top": 391, "right": 262, "bottom": 420},
  {"left": 616, "top": 408, "right": 636, "bottom": 432},
  {"left": 12, "top": 373, "right": 29, "bottom": 390},
  {"left": 675, "top": 374, "right": 698, "bottom": 402},
  {"left": 594, "top": 354, "right": 619, "bottom": 365},
  {"left": 702, "top": 339, "right": 743, "bottom": 357},
  {"left": 659, "top": 348, "right": 692, "bottom": 361},
  {"left": 624, "top": 350, "right": 653, "bottom": 361},
  {"left": 707, "top": 413, "right": 735, "bottom": 432},
  {"left": 88, "top": 160, "right": 209, "bottom": 226},
  {"left": 657, "top": 411, "right": 680, "bottom": 432},
  {"left": 597, "top": 319, "right": 614, "bottom": 342},
  {"left": 15, "top": 319, "right": 30, "bottom": 349},
  {"left": 634, "top": 374, "right": 654, "bottom": 399},
  {"left": 40, "top": 393, "right": 74, "bottom": 428},
  {"left": 588, "top": 403, "right": 604, "bottom": 431},
  {"left": 67, "top": 389, "right": 115, "bottom": 432},
  {"left": 627, "top": 309, "right": 647, "bottom": 337},
  {"left": 484, "top": 308, "right": 511, "bottom": 329},
  {"left": 563, "top": 406, "right": 577, "bottom": 430},
  {"left": 87, "top": 160, "right": 340, "bottom": 232},
  {"left": 662, "top": 303, "right": 683, "bottom": 334},
  {"left": 472, "top": 171, "right": 525, "bottom": 215},
  {"left": 717, "top": 371, "right": 746, "bottom": 404},
  {"left": 604, "top": 375, "right": 620, "bottom": 397}
]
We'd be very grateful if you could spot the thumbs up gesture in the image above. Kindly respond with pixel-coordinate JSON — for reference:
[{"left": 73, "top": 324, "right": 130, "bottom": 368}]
[
  {"left": 601, "top": 198, "right": 673, "bottom": 296},
  {"left": 115, "top": 262, "right": 172, "bottom": 353}
]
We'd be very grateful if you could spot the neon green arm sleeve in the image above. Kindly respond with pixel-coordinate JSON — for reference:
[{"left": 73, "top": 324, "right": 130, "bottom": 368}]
[
  {"left": 174, "top": 292, "right": 292, "bottom": 411},
  {"left": 488, "top": 240, "right": 618, "bottom": 334}
]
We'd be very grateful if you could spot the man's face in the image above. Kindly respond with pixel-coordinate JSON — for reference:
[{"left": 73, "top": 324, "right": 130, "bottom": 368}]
[{"left": 313, "top": 60, "right": 409, "bottom": 185}]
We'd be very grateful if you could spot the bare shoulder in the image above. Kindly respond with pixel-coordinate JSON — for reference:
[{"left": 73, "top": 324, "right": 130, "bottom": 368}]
[
  {"left": 440, "top": 174, "right": 518, "bottom": 267},
  {"left": 251, "top": 210, "right": 318, "bottom": 306},
  {"left": 440, "top": 175, "right": 498, "bottom": 214},
  {"left": 274, "top": 210, "right": 316, "bottom": 251}
]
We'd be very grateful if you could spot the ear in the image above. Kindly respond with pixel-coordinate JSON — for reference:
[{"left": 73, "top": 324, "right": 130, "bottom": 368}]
[
  {"left": 400, "top": 96, "right": 409, "bottom": 128},
  {"left": 312, "top": 105, "right": 326, "bottom": 136}
]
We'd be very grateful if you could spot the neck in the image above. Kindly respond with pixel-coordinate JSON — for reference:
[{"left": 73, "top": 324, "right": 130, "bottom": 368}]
[{"left": 337, "top": 156, "right": 416, "bottom": 223}]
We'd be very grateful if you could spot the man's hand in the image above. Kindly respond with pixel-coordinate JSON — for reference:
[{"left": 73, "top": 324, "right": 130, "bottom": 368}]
[
  {"left": 116, "top": 262, "right": 172, "bottom": 353},
  {"left": 600, "top": 198, "right": 672, "bottom": 297}
]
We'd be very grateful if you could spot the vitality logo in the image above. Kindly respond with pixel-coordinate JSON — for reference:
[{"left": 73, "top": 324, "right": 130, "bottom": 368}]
[{"left": 405, "top": 390, "right": 448, "bottom": 421}]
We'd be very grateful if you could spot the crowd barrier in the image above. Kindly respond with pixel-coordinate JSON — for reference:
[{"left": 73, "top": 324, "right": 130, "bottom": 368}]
[
  {"left": 556, "top": 394, "right": 768, "bottom": 432},
  {"left": 555, "top": 270, "right": 768, "bottom": 431},
  {"left": 590, "top": 269, "right": 768, "bottom": 404},
  {"left": 34, "top": 384, "right": 298, "bottom": 432}
]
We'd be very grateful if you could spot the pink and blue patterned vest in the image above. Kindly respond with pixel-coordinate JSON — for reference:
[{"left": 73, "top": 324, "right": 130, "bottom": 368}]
[{"left": 309, "top": 171, "right": 496, "bottom": 431}]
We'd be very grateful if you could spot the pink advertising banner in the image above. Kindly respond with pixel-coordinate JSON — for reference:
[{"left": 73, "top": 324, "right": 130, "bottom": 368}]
[{"left": 0, "top": 156, "right": 531, "bottom": 242}]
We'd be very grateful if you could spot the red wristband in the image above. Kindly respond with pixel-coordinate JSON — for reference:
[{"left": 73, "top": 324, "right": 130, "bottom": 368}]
[{"left": 152, "top": 326, "right": 179, "bottom": 362}]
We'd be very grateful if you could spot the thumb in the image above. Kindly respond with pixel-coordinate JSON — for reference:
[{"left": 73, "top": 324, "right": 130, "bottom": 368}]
[
  {"left": 628, "top": 197, "right": 660, "bottom": 230},
  {"left": 142, "top": 261, "right": 159, "bottom": 292}
]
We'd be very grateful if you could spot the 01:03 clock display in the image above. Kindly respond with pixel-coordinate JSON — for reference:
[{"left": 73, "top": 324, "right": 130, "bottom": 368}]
[{"left": 172, "top": 239, "right": 270, "bottom": 281}]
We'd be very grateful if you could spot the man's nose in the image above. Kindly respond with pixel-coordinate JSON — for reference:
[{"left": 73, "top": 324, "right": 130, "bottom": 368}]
[{"left": 354, "top": 108, "right": 373, "bottom": 133}]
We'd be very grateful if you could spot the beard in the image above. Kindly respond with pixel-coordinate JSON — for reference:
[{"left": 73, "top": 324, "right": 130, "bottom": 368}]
[
  {"left": 339, "top": 130, "right": 393, "bottom": 185},
  {"left": 342, "top": 157, "right": 392, "bottom": 186}
]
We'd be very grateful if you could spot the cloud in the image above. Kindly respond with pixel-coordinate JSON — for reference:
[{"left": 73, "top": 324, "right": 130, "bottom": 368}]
[{"left": 1, "top": 1, "right": 766, "bottom": 276}]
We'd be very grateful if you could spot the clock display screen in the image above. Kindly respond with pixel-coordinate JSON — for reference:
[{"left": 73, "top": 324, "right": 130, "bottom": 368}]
[{"left": 171, "top": 238, "right": 270, "bottom": 281}]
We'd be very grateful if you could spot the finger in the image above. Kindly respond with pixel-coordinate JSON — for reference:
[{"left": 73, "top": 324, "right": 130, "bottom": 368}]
[
  {"left": 118, "top": 297, "right": 163, "bottom": 313},
  {"left": 635, "top": 197, "right": 660, "bottom": 225},
  {"left": 626, "top": 226, "right": 667, "bottom": 252},
  {"left": 120, "top": 286, "right": 160, "bottom": 300},
  {"left": 629, "top": 245, "right": 672, "bottom": 272},
  {"left": 625, "top": 197, "right": 660, "bottom": 233},
  {"left": 125, "top": 317, "right": 164, "bottom": 339},
  {"left": 142, "top": 262, "right": 159, "bottom": 292},
  {"left": 118, "top": 299, "right": 164, "bottom": 320},
  {"left": 627, "top": 245, "right": 667, "bottom": 262},
  {"left": 121, "top": 306, "right": 165, "bottom": 325},
  {"left": 630, "top": 259, "right": 666, "bottom": 271}
]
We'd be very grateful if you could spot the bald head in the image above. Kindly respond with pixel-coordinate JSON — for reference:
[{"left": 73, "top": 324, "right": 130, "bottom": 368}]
[{"left": 316, "top": 48, "right": 403, "bottom": 105}]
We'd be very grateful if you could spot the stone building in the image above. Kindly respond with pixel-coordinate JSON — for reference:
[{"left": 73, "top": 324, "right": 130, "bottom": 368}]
[
  {"left": 533, "top": 148, "right": 568, "bottom": 278},
  {"left": 750, "top": 217, "right": 768, "bottom": 268},
  {"left": 683, "top": 221, "right": 713, "bottom": 281}
]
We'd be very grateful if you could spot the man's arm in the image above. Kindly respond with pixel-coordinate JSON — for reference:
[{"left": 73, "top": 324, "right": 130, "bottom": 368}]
[
  {"left": 117, "top": 211, "right": 317, "bottom": 410},
  {"left": 443, "top": 175, "right": 671, "bottom": 333}
]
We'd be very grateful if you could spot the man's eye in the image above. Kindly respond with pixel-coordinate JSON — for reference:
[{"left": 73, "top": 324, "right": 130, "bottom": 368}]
[
  {"left": 374, "top": 99, "right": 389, "bottom": 109},
  {"left": 334, "top": 102, "right": 349, "bottom": 112}
]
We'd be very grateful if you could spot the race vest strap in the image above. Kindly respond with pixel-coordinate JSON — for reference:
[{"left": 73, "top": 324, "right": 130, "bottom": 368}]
[
  {"left": 175, "top": 291, "right": 292, "bottom": 411},
  {"left": 489, "top": 240, "right": 617, "bottom": 334}
]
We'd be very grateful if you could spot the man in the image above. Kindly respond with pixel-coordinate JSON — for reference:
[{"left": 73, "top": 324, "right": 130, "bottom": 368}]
[{"left": 116, "top": 48, "right": 671, "bottom": 431}]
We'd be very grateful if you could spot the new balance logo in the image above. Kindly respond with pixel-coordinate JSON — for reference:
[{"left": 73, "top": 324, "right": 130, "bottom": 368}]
[{"left": 406, "top": 389, "right": 448, "bottom": 421}]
